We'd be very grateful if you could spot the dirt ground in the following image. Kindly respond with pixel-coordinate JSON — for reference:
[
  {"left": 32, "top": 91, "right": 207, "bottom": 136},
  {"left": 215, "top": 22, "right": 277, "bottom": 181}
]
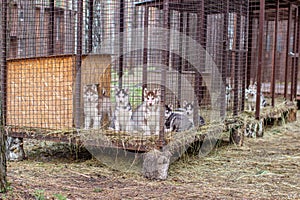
[{"left": 2, "top": 111, "right": 300, "bottom": 200}]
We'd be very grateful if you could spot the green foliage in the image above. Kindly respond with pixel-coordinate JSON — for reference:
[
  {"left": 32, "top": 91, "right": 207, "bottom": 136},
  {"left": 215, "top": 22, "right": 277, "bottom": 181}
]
[
  {"left": 53, "top": 193, "right": 67, "bottom": 200},
  {"left": 34, "top": 189, "right": 45, "bottom": 200},
  {"left": 93, "top": 187, "right": 103, "bottom": 193}
]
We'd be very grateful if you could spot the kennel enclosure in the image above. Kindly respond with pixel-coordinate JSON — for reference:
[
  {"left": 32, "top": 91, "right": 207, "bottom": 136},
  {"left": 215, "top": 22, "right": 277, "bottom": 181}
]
[{"left": 0, "top": 0, "right": 299, "bottom": 153}]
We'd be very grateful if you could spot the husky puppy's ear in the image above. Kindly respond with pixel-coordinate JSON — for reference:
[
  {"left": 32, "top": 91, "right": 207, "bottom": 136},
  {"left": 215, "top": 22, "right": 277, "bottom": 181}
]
[
  {"left": 114, "top": 86, "right": 120, "bottom": 94},
  {"left": 168, "top": 104, "right": 174, "bottom": 111},
  {"left": 154, "top": 88, "right": 161, "bottom": 96},
  {"left": 92, "top": 84, "right": 99, "bottom": 91},
  {"left": 102, "top": 88, "right": 107, "bottom": 96},
  {"left": 83, "top": 85, "right": 88, "bottom": 91},
  {"left": 124, "top": 88, "right": 129, "bottom": 94},
  {"left": 143, "top": 88, "right": 148, "bottom": 97}
]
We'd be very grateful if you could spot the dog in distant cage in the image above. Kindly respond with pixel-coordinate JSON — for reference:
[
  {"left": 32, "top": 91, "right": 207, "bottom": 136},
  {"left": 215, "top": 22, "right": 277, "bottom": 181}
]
[
  {"left": 83, "top": 84, "right": 102, "bottom": 129},
  {"left": 245, "top": 83, "right": 267, "bottom": 111},
  {"left": 225, "top": 83, "right": 233, "bottom": 109},
  {"left": 132, "top": 88, "right": 161, "bottom": 136},
  {"left": 112, "top": 87, "right": 133, "bottom": 132}
]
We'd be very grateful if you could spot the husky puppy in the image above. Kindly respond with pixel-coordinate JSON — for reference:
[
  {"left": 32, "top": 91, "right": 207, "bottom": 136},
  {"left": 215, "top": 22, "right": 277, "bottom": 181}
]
[
  {"left": 83, "top": 84, "right": 101, "bottom": 129},
  {"left": 245, "top": 83, "right": 267, "bottom": 111},
  {"left": 226, "top": 84, "right": 233, "bottom": 109},
  {"left": 164, "top": 104, "right": 193, "bottom": 132},
  {"left": 112, "top": 87, "right": 133, "bottom": 132},
  {"left": 182, "top": 101, "right": 205, "bottom": 126},
  {"left": 132, "top": 88, "right": 161, "bottom": 136},
  {"left": 6, "top": 137, "right": 25, "bottom": 161}
]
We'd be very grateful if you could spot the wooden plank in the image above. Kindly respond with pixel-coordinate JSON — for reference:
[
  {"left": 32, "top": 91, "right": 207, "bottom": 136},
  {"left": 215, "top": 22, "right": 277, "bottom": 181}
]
[{"left": 7, "top": 55, "right": 75, "bottom": 130}]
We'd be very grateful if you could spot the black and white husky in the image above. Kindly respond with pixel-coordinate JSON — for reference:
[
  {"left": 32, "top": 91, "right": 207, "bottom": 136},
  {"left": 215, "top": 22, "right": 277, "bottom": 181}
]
[
  {"left": 132, "top": 88, "right": 161, "bottom": 136},
  {"left": 113, "top": 87, "right": 133, "bottom": 132},
  {"left": 182, "top": 101, "right": 205, "bottom": 126},
  {"left": 164, "top": 104, "right": 193, "bottom": 132}
]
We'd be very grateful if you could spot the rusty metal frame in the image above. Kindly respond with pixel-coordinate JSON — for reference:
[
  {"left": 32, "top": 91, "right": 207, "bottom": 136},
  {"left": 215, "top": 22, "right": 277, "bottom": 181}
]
[
  {"left": 74, "top": 0, "right": 83, "bottom": 128},
  {"left": 255, "top": 0, "right": 265, "bottom": 119},
  {"left": 1, "top": 0, "right": 8, "bottom": 126},
  {"left": 118, "top": 0, "right": 125, "bottom": 88},
  {"left": 88, "top": 0, "right": 94, "bottom": 53},
  {"left": 284, "top": 3, "right": 293, "bottom": 99},
  {"left": 271, "top": 0, "right": 280, "bottom": 107},
  {"left": 290, "top": 5, "right": 298, "bottom": 101}
]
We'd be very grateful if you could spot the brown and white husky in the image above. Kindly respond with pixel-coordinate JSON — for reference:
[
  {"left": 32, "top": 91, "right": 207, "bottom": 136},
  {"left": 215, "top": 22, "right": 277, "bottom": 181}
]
[{"left": 132, "top": 88, "right": 161, "bottom": 136}]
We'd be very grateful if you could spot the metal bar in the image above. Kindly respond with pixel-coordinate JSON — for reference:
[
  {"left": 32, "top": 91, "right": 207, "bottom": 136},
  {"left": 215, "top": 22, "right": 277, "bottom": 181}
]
[
  {"left": 246, "top": 14, "right": 253, "bottom": 88},
  {"left": 241, "top": 2, "right": 248, "bottom": 112},
  {"left": 295, "top": 7, "right": 300, "bottom": 98},
  {"left": 142, "top": 6, "right": 149, "bottom": 99},
  {"left": 74, "top": 0, "right": 83, "bottom": 128},
  {"left": 193, "top": 0, "right": 205, "bottom": 126},
  {"left": 88, "top": 0, "right": 94, "bottom": 53},
  {"left": 177, "top": 11, "right": 184, "bottom": 108},
  {"left": 49, "top": 0, "right": 55, "bottom": 55},
  {"left": 158, "top": 0, "right": 170, "bottom": 146},
  {"left": 284, "top": 4, "right": 292, "bottom": 98},
  {"left": 233, "top": 7, "right": 242, "bottom": 116},
  {"left": 221, "top": 0, "right": 229, "bottom": 117},
  {"left": 271, "top": 0, "right": 279, "bottom": 107},
  {"left": 290, "top": 6, "right": 298, "bottom": 101},
  {"left": 1, "top": 0, "right": 8, "bottom": 126},
  {"left": 255, "top": 0, "right": 265, "bottom": 119},
  {"left": 119, "top": 0, "right": 125, "bottom": 88}
]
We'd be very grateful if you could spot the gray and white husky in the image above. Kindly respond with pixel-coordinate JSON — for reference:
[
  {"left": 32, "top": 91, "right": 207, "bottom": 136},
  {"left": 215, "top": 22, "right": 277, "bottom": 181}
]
[
  {"left": 83, "top": 84, "right": 101, "bottom": 129},
  {"left": 113, "top": 87, "right": 133, "bottom": 132},
  {"left": 182, "top": 101, "right": 205, "bottom": 126},
  {"left": 245, "top": 83, "right": 267, "bottom": 111},
  {"left": 132, "top": 88, "right": 161, "bottom": 136},
  {"left": 164, "top": 104, "right": 193, "bottom": 132}
]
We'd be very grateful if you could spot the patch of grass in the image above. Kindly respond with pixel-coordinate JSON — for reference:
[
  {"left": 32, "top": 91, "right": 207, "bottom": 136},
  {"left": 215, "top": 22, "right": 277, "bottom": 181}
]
[
  {"left": 53, "top": 193, "right": 67, "bottom": 200},
  {"left": 34, "top": 189, "right": 45, "bottom": 200},
  {"left": 93, "top": 187, "right": 103, "bottom": 193}
]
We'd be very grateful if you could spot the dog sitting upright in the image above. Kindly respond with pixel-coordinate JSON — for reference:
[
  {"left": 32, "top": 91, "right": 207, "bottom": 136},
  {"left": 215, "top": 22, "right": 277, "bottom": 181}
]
[
  {"left": 113, "top": 87, "right": 133, "bottom": 132},
  {"left": 245, "top": 83, "right": 267, "bottom": 111},
  {"left": 132, "top": 88, "right": 161, "bottom": 136},
  {"left": 182, "top": 101, "right": 205, "bottom": 127}
]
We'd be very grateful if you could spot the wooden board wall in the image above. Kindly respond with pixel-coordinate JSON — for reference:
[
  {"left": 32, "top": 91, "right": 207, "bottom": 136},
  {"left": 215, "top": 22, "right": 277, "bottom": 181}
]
[
  {"left": 6, "top": 54, "right": 112, "bottom": 131},
  {"left": 7, "top": 55, "right": 75, "bottom": 130},
  {"left": 80, "top": 54, "right": 112, "bottom": 127}
]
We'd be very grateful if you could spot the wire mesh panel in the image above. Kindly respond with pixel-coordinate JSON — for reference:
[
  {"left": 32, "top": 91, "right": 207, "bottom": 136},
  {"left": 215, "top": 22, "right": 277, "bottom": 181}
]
[
  {"left": 78, "top": 0, "right": 251, "bottom": 165},
  {"left": 248, "top": 1, "right": 300, "bottom": 111},
  {"left": 0, "top": 1, "right": 251, "bottom": 147},
  {"left": 4, "top": 0, "right": 77, "bottom": 132}
]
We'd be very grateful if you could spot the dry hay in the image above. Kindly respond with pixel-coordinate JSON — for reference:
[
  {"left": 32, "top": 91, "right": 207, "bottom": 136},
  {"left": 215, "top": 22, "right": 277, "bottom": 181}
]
[{"left": 4, "top": 111, "right": 300, "bottom": 199}]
